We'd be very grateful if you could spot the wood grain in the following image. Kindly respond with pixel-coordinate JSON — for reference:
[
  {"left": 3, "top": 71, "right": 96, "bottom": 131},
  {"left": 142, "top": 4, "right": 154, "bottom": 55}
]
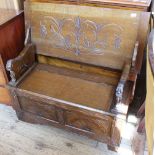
[
  {"left": 18, "top": 64, "right": 115, "bottom": 111},
  {"left": 19, "top": 96, "right": 58, "bottom": 122},
  {"left": 25, "top": 1, "right": 144, "bottom": 70},
  {"left": 37, "top": 55, "right": 121, "bottom": 83}
]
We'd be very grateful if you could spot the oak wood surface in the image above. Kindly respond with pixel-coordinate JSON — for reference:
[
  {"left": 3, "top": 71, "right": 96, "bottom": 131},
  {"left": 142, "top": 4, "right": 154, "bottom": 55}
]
[
  {"left": 37, "top": 55, "right": 121, "bottom": 82},
  {"left": 24, "top": 1, "right": 150, "bottom": 71},
  {"left": 18, "top": 64, "right": 115, "bottom": 111}
]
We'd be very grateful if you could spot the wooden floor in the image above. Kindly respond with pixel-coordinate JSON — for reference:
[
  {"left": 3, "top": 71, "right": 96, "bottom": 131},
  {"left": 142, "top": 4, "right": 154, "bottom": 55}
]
[{"left": 0, "top": 104, "right": 148, "bottom": 155}]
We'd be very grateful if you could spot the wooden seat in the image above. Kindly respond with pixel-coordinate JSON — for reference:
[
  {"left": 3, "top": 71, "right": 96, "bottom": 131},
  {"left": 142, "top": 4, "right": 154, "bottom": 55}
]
[{"left": 18, "top": 63, "right": 115, "bottom": 111}]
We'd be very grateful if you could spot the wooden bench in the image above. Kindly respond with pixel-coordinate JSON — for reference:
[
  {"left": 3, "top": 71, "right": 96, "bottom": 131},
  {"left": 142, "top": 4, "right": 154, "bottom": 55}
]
[{"left": 6, "top": 0, "right": 150, "bottom": 151}]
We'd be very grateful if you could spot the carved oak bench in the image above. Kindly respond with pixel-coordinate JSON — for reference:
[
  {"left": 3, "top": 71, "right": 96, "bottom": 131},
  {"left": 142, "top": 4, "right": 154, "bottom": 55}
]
[{"left": 6, "top": 0, "right": 150, "bottom": 151}]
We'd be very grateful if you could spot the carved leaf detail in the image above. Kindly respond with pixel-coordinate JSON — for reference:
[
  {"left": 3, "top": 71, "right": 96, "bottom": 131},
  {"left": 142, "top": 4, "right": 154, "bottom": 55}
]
[
  {"left": 40, "top": 23, "right": 47, "bottom": 38},
  {"left": 40, "top": 16, "right": 123, "bottom": 56}
]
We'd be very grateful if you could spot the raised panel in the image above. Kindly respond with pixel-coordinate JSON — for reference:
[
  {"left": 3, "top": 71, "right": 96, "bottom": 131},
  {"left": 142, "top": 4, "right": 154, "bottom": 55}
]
[
  {"left": 65, "top": 111, "right": 113, "bottom": 138},
  {"left": 18, "top": 96, "right": 58, "bottom": 122}
]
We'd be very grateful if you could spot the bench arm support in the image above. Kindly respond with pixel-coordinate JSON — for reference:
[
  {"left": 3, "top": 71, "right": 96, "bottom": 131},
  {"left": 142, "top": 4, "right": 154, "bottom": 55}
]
[
  {"left": 6, "top": 44, "right": 36, "bottom": 83},
  {"left": 116, "top": 62, "right": 130, "bottom": 103}
]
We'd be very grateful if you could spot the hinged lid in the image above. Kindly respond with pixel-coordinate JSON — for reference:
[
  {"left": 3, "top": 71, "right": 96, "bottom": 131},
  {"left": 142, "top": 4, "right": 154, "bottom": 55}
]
[{"left": 24, "top": 0, "right": 150, "bottom": 71}]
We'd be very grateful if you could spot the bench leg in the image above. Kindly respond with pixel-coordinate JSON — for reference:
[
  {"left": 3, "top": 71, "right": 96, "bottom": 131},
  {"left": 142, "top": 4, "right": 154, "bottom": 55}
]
[{"left": 107, "top": 145, "right": 117, "bottom": 152}]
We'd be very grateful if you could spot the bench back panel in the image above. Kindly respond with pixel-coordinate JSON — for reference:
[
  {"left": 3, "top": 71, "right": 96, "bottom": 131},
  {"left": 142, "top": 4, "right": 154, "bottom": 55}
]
[{"left": 24, "top": 1, "right": 148, "bottom": 70}]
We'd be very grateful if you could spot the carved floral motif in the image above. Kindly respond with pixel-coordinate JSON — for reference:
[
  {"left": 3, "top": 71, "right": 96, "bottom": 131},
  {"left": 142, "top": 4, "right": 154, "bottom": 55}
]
[{"left": 39, "top": 16, "right": 123, "bottom": 55}]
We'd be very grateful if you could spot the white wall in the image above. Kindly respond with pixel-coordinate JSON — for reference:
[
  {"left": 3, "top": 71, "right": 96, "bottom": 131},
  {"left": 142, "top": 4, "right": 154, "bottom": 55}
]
[
  {"left": 0, "top": 0, "right": 22, "bottom": 10},
  {"left": 0, "top": 0, "right": 15, "bottom": 9}
]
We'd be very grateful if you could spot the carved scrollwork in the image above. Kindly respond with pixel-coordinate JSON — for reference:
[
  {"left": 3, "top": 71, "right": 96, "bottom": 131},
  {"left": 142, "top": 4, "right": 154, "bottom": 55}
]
[
  {"left": 39, "top": 16, "right": 123, "bottom": 55},
  {"left": 6, "top": 44, "right": 36, "bottom": 83},
  {"left": 6, "top": 60, "right": 16, "bottom": 83}
]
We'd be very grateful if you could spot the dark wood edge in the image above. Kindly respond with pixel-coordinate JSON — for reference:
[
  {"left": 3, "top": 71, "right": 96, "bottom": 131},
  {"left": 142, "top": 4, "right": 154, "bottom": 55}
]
[
  {"left": 0, "top": 11, "right": 24, "bottom": 30},
  {"left": 6, "top": 44, "right": 36, "bottom": 84},
  {"left": 136, "top": 12, "right": 150, "bottom": 74}
]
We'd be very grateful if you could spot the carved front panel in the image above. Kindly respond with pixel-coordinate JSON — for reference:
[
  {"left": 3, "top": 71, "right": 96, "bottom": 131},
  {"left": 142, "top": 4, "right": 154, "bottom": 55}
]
[
  {"left": 18, "top": 96, "right": 58, "bottom": 122},
  {"left": 25, "top": 2, "right": 141, "bottom": 69},
  {"left": 65, "top": 111, "right": 113, "bottom": 137}
]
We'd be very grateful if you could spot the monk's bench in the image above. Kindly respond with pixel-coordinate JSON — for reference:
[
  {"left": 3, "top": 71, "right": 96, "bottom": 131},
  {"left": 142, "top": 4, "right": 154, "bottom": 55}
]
[{"left": 6, "top": 0, "right": 150, "bottom": 151}]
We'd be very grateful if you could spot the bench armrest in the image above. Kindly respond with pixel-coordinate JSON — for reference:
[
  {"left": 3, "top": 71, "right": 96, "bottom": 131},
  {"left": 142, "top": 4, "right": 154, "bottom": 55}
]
[
  {"left": 6, "top": 44, "right": 36, "bottom": 83},
  {"left": 115, "top": 62, "right": 130, "bottom": 103}
]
